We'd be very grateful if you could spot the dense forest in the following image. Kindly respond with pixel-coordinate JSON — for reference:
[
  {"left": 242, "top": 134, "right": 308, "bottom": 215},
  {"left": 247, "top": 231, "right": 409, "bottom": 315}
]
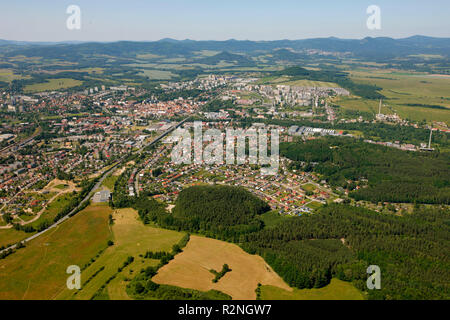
[
  {"left": 280, "top": 137, "right": 450, "bottom": 204},
  {"left": 130, "top": 185, "right": 449, "bottom": 299},
  {"left": 243, "top": 204, "right": 449, "bottom": 300},
  {"left": 234, "top": 117, "right": 450, "bottom": 148},
  {"left": 136, "top": 185, "right": 270, "bottom": 241},
  {"left": 172, "top": 185, "right": 270, "bottom": 225}
]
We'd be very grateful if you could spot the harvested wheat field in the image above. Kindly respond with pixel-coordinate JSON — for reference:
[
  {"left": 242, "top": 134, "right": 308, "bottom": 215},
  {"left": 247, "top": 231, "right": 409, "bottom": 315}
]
[{"left": 152, "top": 235, "right": 291, "bottom": 300}]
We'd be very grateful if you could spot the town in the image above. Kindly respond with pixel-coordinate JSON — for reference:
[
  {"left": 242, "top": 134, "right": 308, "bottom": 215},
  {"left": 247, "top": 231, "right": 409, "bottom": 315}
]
[{"left": 1, "top": 73, "right": 446, "bottom": 234}]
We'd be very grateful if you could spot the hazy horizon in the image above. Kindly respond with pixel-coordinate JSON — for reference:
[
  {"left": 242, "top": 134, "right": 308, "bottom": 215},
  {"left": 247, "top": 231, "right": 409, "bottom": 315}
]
[
  {"left": 2, "top": 34, "right": 450, "bottom": 44},
  {"left": 1, "top": 0, "right": 449, "bottom": 42}
]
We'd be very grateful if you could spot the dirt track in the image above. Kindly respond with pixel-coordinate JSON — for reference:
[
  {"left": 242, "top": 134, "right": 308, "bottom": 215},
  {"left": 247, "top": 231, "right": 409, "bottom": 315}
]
[{"left": 152, "top": 235, "right": 292, "bottom": 300}]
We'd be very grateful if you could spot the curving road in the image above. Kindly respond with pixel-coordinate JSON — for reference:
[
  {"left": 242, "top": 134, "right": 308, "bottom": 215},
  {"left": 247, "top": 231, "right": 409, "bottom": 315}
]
[
  {"left": 0, "top": 162, "right": 120, "bottom": 253},
  {"left": 0, "top": 117, "right": 189, "bottom": 254}
]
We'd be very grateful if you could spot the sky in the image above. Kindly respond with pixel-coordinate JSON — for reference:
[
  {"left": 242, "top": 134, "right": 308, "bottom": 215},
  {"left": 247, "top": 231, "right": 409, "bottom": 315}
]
[{"left": 1, "top": 0, "right": 450, "bottom": 42}]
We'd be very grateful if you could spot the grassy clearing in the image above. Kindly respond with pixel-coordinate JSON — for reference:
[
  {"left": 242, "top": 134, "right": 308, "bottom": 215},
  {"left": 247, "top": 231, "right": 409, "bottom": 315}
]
[
  {"left": 54, "top": 184, "right": 68, "bottom": 190},
  {"left": 138, "top": 70, "right": 177, "bottom": 80},
  {"left": 0, "top": 228, "right": 30, "bottom": 248},
  {"left": 0, "top": 204, "right": 112, "bottom": 300},
  {"left": 194, "top": 50, "right": 221, "bottom": 57},
  {"left": 0, "top": 69, "right": 29, "bottom": 82},
  {"left": 302, "top": 183, "right": 317, "bottom": 192},
  {"left": 346, "top": 70, "right": 450, "bottom": 124},
  {"left": 80, "top": 67, "right": 104, "bottom": 74},
  {"left": 101, "top": 175, "right": 118, "bottom": 191},
  {"left": 333, "top": 96, "right": 379, "bottom": 114},
  {"left": 57, "top": 208, "right": 185, "bottom": 300},
  {"left": 152, "top": 235, "right": 291, "bottom": 300},
  {"left": 306, "top": 201, "right": 323, "bottom": 210},
  {"left": 257, "top": 76, "right": 339, "bottom": 88},
  {"left": 23, "top": 78, "right": 83, "bottom": 93},
  {"left": 283, "top": 79, "right": 340, "bottom": 87},
  {"left": 260, "top": 278, "right": 364, "bottom": 300},
  {"left": 136, "top": 53, "right": 161, "bottom": 60},
  {"left": 260, "top": 211, "right": 289, "bottom": 228}
]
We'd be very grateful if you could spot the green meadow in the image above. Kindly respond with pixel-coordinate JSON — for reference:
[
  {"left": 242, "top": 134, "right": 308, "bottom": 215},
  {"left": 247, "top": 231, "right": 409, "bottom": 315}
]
[
  {"left": 0, "top": 204, "right": 112, "bottom": 300},
  {"left": 57, "top": 207, "right": 185, "bottom": 300},
  {"left": 0, "top": 228, "right": 30, "bottom": 248},
  {"left": 341, "top": 70, "right": 450, "bottom": 124},
  {"left": 23, "top": 78, "right": 83, "bottom": 93},
  {"left": 260, "top": 278, "right": 364, "bottom": 300}
]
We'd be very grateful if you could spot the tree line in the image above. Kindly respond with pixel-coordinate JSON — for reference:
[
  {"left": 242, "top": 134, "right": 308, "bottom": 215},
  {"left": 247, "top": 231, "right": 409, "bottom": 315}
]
[
  {"left": 280, "top": 137, "right": 450, "bottom": 204},
  {"left": 136, "top": 185, "right": 270, "bottom": 242},
  {"left": 242, "top": 204, "right": 449, "bottom": 300}
]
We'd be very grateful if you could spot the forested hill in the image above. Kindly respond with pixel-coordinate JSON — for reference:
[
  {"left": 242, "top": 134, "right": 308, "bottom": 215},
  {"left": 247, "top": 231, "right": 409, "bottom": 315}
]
[
  {"left": 172, "top": 185, "right": 270, "bottom": 228},
  {"left": 130, "top": 184, "right": 449, "bottom": 299},
  {"left": 136, "top": 185, "right": 270, "bottom": 240},
  {"left": 280, "top": 137, "right": 450, "bottom": 204},
  {"left": 243, "top": 204, "right": 450, "bottom": 300},
  {"left": 1, "top": 36, "right": 449, "bottom": 60}
]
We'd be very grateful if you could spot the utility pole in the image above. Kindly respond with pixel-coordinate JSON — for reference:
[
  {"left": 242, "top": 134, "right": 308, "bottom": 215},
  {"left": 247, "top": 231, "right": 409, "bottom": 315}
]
[{"left": 428, "top": 128, "right": 433, "bottom": 149}]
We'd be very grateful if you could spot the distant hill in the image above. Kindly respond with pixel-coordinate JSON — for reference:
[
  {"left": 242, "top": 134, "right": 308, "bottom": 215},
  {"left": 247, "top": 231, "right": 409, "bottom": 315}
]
[
  {"left": 270, "top": 48, "right": 307, "bottom": 60},
  {"left": 1, "top": 36, "right": 449, "bottom": 60},
  {"left": 1, "top": 35, "right": 448, "bottom": 91},
  {"left": 194, "top": 51, "right": 255, "bottom": 66}
]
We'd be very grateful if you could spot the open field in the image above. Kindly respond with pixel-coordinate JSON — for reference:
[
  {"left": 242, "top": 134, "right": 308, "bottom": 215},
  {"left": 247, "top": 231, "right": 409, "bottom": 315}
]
[
  {"left": 0, "top": 228, "right": 30, "bottom": 248},
  {"left": 283, "top": 79, "right": 340, "bottom": 87},
  {"left": 152, "top": 235, "right": 292, "bottom": 300},
  {"left": 138, "top": 69, "right": 177, "bottom": 80},
  {"left": 0, "top": 204, "right": 112, "bottom": 300},
  {"left": 302, "top": 183, "right": 317, "bottom": 192},
  {"left": 101, "top": 174, "right": 119, "bottom": 191},
  {"left": 57, "top": 207, "right": 185, "bottom": 300},
  {"left": 23, "top": 78, "right": 83, "bottom": 93},
  {"left": 332, "top": 96, "right": 379, "bottom": 115},
  {"left": 7, "top": 55, "right": 43, "bottom": 63},
  {"left": 257, "top": 75, "right": 339, "bottom": 88},
  {"left": 306, "top": 201, "right": 323, "bottom": 210},
  {"left": 135, "top": 53, "right": 161, "bottom": 60},
  {"left": 193, "top": 50, "right": 221, "bottom": 57},
  {"left": 54, "top": 184, "right": 68, "bottom": 190},
  {"left": 0, "top": 68, "right": 29, "bottom": 82},
  {"left": 260, "top": 278, "right": 364, "bottom": 300},
  {"left": 34, "top": 67, "right": 104, "bottom": 75},
  {"left": 79, "top": 67, "right": 104, "bottom": 74},
  {"left": 343, "top": 69, "right": 450, "bottom": 124}
]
